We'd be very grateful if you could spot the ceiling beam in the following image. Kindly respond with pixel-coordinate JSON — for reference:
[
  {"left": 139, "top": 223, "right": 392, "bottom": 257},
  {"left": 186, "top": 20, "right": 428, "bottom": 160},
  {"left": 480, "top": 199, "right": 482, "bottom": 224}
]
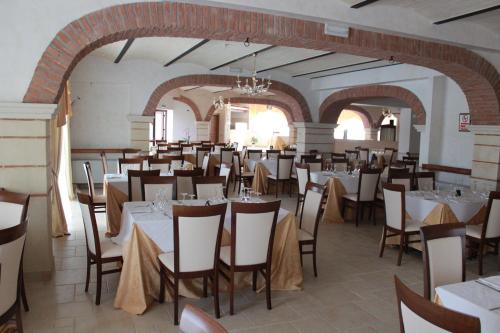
[
  {"left": 210, "top": 45, "right": 277, "bottom": 71},
  {"left": 114, "top": 39, "right": 134, "bottom": 64},
  {"left": 310, "top": 63, "right": 401, "bottom": 79},
  {"left": 292, "top": 59, "right": 383, "bottom": 78},
  {"left": 212, "top": 88, "right": 233, "bottom": 94},
  {"left": 434, "top": 5, "right": 500, "bottom": 24},
  {"left": 351, "top": 0, "right": 380, "bottom": 9},
  {"left": 256, "top": 52, "right": 336, "bottom": 73},
  {"left": 182, "top": 86, "right": 201, "bottom": 92},
  {"left": 164, "top": 39, "right": 210, "bottom": 67}
]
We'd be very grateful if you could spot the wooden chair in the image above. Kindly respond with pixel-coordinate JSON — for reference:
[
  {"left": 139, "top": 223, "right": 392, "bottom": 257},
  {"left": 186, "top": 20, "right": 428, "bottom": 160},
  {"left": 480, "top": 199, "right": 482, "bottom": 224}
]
[
  {"left": 232, "top": 152, "right": 254, "bottom": 194},
  {"left": 127, "top": 169, "right": 161, "bottom": 202},
  {"left": 174, "top": 169, "right": 204, "bottom": 198},
  {"left": 283, "top": 148, "right": 296, "bottom": 156},
  {"left": 342, "top": 168, "right": 381, "bottom": 227},
  {"left": 122, "top": 148, "right": 141, "bottom": 159},
  {"left": 247, "top": 149, "right": 263, "bottom": 161},
  {"left": 83, "top": 161, "right": 106, "bottom": 212},
  {"left": 331, "top": 158, "right": 348, "bottom": 172},
  {"left": 0, "top": 216, "right": 28, "bottom": 332},
  {"left": 294, "top": 163, "right": 310, "bottom": 216},
  {"left": 193, "top": 176, "right": 226, "bottom": 200},
  {"left": 300, "top": 154, "right": 316, "bottom": 163},
  {"left": 379, "top": 184, "right": 422, "bottom": 266},
  {"left": 466, "top": 190, "right": 500, "bottom": 275},
  {"left": 358, "top": 148, "right": 369, "bottom": 164},
  {"left": 160, "top": 155, "right": 185, "bottom": 171},
  {"left": 218, "top": 148, "right": 235, "bottom": 170},
  {"left": 201, "top": 154, "right": 210, "bottom": 176},
  {"left": 118, "top": 158, "right": 143, "bottom": 174},
  {"left": 345, "top": 150, "right": 359, "bottom": 162},
  {"left": 388, "top": 167, "right": 410, "bottom": 183},
  {"left": 158, "top": 203, "right": 227, "bottom": 325},
  {"left": 266, "top": 155, "right": 294, "bottom": 198},
  {"left": 147, "top": 158, "right": 170, "bottom": 173},
  {"left": 181, "top": 144, "right": 194, "bottom": 155},
  {"left": 218, "top": 165, "right": 232, "bottom": 198},
  {"left": 394, "top": 276, "right": 480, "bottom": 333},
  {"left": 303, "top": 157, "right": 322, "bottom": 172},
  {"left": 416, "top": 171, "right": 435, "bottom": 191},
  {"left": 331, "top": 152, "right": 346, "bottom": 159},
  {"left": 213, "top": 143, "right": 226, "bottom": 154},
  {"left": 159, "top": 147, "right": 182, "bottom": 158},
  {"left": 298, "top": 183, "right": 326, "bottom": 277},
  {"left": 219, "top": 201, "right": 280, "bottom": 315},
  {"left": 179, "top": 304, "right": 229, "bottom": 333},
  {"left": 390, "top": 173, "right": 412, "bottom": 191},
  {"left": 141, "top": 176, "right": 177, "bottom": 201},
  {"left": 196, "top": 147, "right": 211, "bottom": 168},
  {"left": 420, "top": 223, "right": 465, "bottom": 300},
  {"left": 266, "top": 150, "right": 281, "bottom": 160},
  {"left": 100, "top": 151, "right": 109, "bottom": 175},
  {"left": 77, "top": 193, "right": 122, "bottom": 305}
]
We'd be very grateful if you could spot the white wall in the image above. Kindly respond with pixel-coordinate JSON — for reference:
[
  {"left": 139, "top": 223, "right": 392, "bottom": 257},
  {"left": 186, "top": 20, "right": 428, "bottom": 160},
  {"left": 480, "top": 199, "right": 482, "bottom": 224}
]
[{"left": 170, "top": 100, "right": 197, "bottom": 141}]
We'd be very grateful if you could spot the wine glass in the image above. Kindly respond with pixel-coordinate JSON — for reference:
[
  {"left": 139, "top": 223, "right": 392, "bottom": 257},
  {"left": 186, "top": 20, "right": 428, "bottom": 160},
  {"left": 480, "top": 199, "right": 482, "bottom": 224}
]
[
  {"left": 188, "top": 194, "right": 196, "bottom": 201},
  {"left": 181, "top": 193, "right": 188, "bottom": 203}
]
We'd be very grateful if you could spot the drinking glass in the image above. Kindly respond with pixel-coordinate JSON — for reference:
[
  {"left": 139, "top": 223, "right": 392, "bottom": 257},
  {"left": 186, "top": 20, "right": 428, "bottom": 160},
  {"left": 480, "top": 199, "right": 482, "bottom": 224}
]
[
  {"left": 188, "top": 194, "right": 196, "bottom": 201},
  {"left": 181, "top": 193, "right": 188, "bottom": 202}
]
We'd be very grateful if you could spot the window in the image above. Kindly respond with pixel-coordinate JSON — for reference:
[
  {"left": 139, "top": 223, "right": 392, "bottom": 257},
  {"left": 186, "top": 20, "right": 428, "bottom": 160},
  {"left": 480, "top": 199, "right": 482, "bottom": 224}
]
[{"left": 334, "top": 110, "right": 366, "bottom": 140}]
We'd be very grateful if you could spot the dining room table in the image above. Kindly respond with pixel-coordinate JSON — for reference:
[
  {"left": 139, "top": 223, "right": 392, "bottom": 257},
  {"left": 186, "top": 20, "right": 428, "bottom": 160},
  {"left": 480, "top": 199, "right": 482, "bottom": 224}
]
[
  {"left": 435, "top": 276, "right": 500, "bottom": 333},
  {"left": 249, "top": 159, "right": 278, "bottom": 195},
  {"left": 111, "top": 199, "right": 303, "bottom": 315}
]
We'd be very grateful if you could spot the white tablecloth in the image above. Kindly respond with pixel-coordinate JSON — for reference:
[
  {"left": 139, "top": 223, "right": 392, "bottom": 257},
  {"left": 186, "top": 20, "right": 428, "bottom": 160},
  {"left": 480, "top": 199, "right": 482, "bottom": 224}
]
[
  {"left": 112, "top": 200, "right": 289, "bottom": 253},
  {"left": 436, "top": 277, "right": 500, "bottom": 333},
  {"left": 310, "top": 171, "right": 359, "bottom": 194},
  {"left": 247, "top": 159, "right": 277, "bottom": 175},
  {"left": 405, "top": 191, "right": 486, "bottom": 222}
]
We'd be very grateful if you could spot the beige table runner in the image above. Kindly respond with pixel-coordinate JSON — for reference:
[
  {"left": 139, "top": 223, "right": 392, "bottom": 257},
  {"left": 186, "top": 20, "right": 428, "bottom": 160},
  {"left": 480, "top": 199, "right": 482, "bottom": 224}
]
[{"left": 251, "top": 162, "right": 270, "bottom": 194}]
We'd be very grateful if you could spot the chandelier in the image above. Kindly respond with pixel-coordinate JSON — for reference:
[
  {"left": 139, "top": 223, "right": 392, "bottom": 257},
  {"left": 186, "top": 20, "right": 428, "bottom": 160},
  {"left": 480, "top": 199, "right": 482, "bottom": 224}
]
[
  {"left": 382, "top": 108, "right": 392, "bottom": 118},
  {"left": 236, "top": 53, "right": 271, "bottom": 96}
]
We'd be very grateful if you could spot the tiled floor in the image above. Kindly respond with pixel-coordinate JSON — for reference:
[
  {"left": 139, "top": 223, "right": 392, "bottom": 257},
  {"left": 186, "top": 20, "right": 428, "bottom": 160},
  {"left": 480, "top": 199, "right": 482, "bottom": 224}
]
[{"left": 23, "top": 191, "right": 499, "bottom": 332}]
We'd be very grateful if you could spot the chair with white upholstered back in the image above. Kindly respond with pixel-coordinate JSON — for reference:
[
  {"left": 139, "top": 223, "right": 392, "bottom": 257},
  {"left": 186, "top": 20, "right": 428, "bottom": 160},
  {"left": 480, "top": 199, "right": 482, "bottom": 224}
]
[
  {"left": 266, "top": 150, "right": 281, "bottom": 160},
  {"left": 266, "top": 155, "right": 294, "bottom": 198},
  {"left": 420, "top": 223, "right": 465, "bottom": 300},
  {"left": 232, "top": 152, "right": 254, "bottom": 194},
  {"left": 158, "top": 203, "right": 227, "bottom": 325},
  {"left": 201, "top": 155, "right": 210, "bottom": 176},
  {"left": 127, "top": 169, "right": 161, "bottom": 202},
  {"left": 219, "top": 201, "right": 280, "bottom": 315},
  {"left": 298, "top": 183, "right": 326, "bottom": 277},
  {"left": 394, "top": 276, "right": 480, "bottom": 333},
  {"left": 466, "top": 190, "right": 500, "bottom": 275},
  {"left": 77, "top": 192, "right": 122, "bottom": 305},
  {"left": 390, "top": 174, "right": 412, "bottom": 191},
  {"left": 358, "top": 148, "right": 369, "bottom": 164},
  {"left": 122, "top": 148, "right": 141, "bottom": 159},
  {"left": 83, "top": 161, "right": 106, "bottom": 212},
  {"left": 303, "top": 157, "right": 322, "bottom": 173},
  {"left": 196, "top": 147, "right": 211, "bottom": 169},
  {"left": 193, "top": 176, "right": 226, "bottom": 200},
  {"left": 0, "top": 217, "right": 28, "bottom": 332},
  {"left": 118, "top": 158, "right": 143, "bottom": 174},
  {"left": 141, "top": 176, "right": 177, "bottom": 201},
  {"left": 379, "top": 184, "right": 422, "bottom": 266},
  {"left": 283, "top": 148, "right": 296, "bottom": 156},
  {"left": 219, "top": 165, "right": 231, "bottom": 197},
  {"left": 148, "top": 158, "right": 170, "bottom": 174},
  {"left": 247, "top": 150, "right": 263, "bottom": 161},
  {"left": 179, "top": 304, "right": 229, "bottom": 333},
  {"left": 294, "top": 163, "right": 310, "bottom": 216},
  {"left": 331, "top": 158, "right": 348, "bottom": 172},
  {"left": 174, "top": 169, "right": 204, "bottom": 198},
  {"left": 416, "top": 171, "right": 435, "bottom": 191}
]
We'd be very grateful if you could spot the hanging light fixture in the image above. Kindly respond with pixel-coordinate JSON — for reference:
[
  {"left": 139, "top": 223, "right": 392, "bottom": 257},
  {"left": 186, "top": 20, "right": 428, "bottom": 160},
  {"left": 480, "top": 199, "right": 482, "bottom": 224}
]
[{"left": 236, "top": 53, "right": 272, "bottom": 96}]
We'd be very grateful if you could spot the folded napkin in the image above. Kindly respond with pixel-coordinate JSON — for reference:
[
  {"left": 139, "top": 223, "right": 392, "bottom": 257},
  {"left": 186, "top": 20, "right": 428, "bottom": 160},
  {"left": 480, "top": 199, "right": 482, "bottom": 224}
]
[{"left": 478, "top": 276, "right": 500, "bottom": 292}]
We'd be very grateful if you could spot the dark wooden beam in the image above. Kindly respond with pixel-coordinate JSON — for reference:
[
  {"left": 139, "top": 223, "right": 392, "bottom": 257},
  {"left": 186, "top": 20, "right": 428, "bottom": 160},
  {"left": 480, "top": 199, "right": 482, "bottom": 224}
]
[
  {"left": 210, "top": 45, "right": 276, "bottom": 71},
  {"left": 182, "top": 86, "right": 201, "bottom": 92},
  {"left": 164, "top": 39, "right": 210, "bottom": 67},
  {"left": 256, "top": 52, "right": 335, "bottom": 73},
  {"left": 351, "top": 0, "right": 380, "bottom": 9},
  {"left": 114, "top": 39, "right": 134, "bottom": 64},
  {"left": 310, "top": 63, "right": 401, "bottom": 79},
  {"left": 212, "top": 88, "right": 233, "bottom": 94},
  {"left": 434, "top": 5, "right": 500, "bottom": 24},
  {"left": 292, "top": 59, "right": 382, "bottom": 78}
]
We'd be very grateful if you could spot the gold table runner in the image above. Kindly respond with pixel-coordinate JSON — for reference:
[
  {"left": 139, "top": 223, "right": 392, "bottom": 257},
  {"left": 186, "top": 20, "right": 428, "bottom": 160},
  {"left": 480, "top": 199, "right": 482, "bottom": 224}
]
[{"left": 251, "top": 162, "right": 270, "bottom": 194}]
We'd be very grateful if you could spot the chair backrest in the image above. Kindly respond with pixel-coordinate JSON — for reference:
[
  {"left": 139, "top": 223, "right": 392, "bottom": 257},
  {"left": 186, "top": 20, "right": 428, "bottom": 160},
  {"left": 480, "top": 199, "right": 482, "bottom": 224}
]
[
  {"left": 157, "top": 143, "right": 168, "bottom": 151},
  {"left": 420, "top": 223, "right": 465, "bottom": 300},
  {"left": 283, "top": 148, "right": 296, "bottom": 156},
  {"left": 219, "top": 165, "right": 231, "bottom": 197},
  {"left": 118, "top": 158, "right": 143, "bottom": 174},
  {"left": 358, "top": 148, "right": 369, "bottom": 163},
  {"left": 141, "top": 176, "right": 177, "bottom": 201},
  {"left": 484, "top": 191, "right": 500, "bottom": 239},
  {"left": 383, "top": 184, "right": 405, "bottom": 231},
  {"left": 213, "top": 144, "right": 225, "bottom": 154},
  {"left": 345, "top": 150, "right": 359, "bottom": 161},
  {"left": 331, "top": 152, "right": 346, "bottom": 159},
  {"left": 122, "top": 148, "right": 141, "bottom": 159},
  {"left": 230, "top": 201, "right": 280, "bottom": 266},
  {"left": 201, "top": 155, "right": 210, "bottom": 176},
  {"left": 174, "top": 169, "right": 204, "bottom": 197},
  {"left": 172, "top": 203, "right": 227, "bottom": 273},
  {"left": 127, "top": 169, "right": 161, "bottom": 201},
  {"left": 196, "top": 148, "right": 211, "bottom": 168},
  {"left": 416, "top": 172, "right": 435, "bottom": 191},
  {"left": 394, "top": 276, "right": 480, "bottom": 333},
  {"left": 159, "top": 156, "right": 184, "bottom": 171},
  {"left": 300, "top": 183, "right": 326, "bottom": 238},
  {"left": 295, "top": 163, "right": 310, "bottom": 195},
  {"left": 100, "top": 152, "right": 109, "bottom": 175},
  {"left": 77, "top": 192, "right": 101, "bottom": 258},
  {"left": 0, "top": 217, "right": 28, "bottom": 316},
  {"left": 180, "top": 304, "right": 229, "bottom": 333},
  {"left": 247, "top": 150, "right": 262, "bottom": 161},
  {"left": 331, "top": 158, "right": 348, "bottom": 172},
  {"left": 390, "top": 174, "right": 412, "bottom": 191},
  {"left": 220, "top": 148, "right": 234, "bottom": 165},
  {"left": 168, "top": 143, "right": 180, "bottom": 148},
  {"left": 181, "top": 144, "right": 194, "bottom": 154},
  {"left": 358, "top": 168, "right": 381, "bottom": 201},
  {"left": 193, "top": 176, "right": 226, "bottom": 200},
  {"left": 276, "top": 155, "right": 294, "bottom": 180},
  {"left": 266, "top": 150, "right": 281, "bottom": 160},
  {"left": 148, "top": 158, "right": 170, "bottom": 173},
  {"left": 303, "top": 158, "right": 322, "bottom": 172},
  {"left": 0, "top": 190, "right": 30, "bottom": 230},
  {"left": 402, "top": 160, "right": 417, "bottom": 174},
  {"left": 83, "top": 161, "right": 98, "bottom": 199},
  {"left": 388, "top": 167, "right": 409, "bottom": 182},
  {"left": 232, "top": 152, "right": 242, "bottom": 176},
  {"left": 300, "top": 154, "right": 316, "bottom": 163},
  {"left": 165, "top": 147, "right": 183, "bottom": 157}
]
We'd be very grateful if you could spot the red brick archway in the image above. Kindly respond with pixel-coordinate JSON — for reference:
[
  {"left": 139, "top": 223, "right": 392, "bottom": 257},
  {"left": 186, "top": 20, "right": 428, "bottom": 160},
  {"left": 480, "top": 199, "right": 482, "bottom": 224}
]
[
  {"left": 340, "top": 105, "right": 374, "bottom": 128},
  {"left": 205, "top": 97, "right": 294, "bottom": 124},
  {"left": 319, "top": 85, "right": 426, "bottom": 125},
  {"left": 172, "top": 96, "right": 202, "bottom": 121},
  {"left": 142, "top": 74, "right": 310, "bottom": 122},
  {"left": 23, "top": 2, "right": 500, "bottom": 125}
]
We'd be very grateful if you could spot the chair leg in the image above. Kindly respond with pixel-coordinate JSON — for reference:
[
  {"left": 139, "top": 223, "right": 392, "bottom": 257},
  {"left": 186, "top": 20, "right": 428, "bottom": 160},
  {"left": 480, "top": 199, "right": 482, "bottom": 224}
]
[
  {"left": 299, "top": 244, "right": 303, "bottom": 267},
  {"left": 212, "top": 273, "right": 220, "bottom": 319},
  {"left": 379, "top": 226, "right": 387, "bottom": 258},
  {"left": 229, "top": 271, "right": 235, "bottom": 315},
  {"left": 16, "top": 301, "right": 23, "bottom": 333},
  {"left": 20, "top": 271, "right": 29, "bottom": 312},
  {"left": 238, "top": 177, "right": 242, "bottom": 195},
  {"left": 203, "top": 275, "right": 208, "bottom": 297},
  {"left": 275, "top": 181, "right": 279, "bottom": 198},
  {"left": 85, "top": 256, "right": 91, "bottom": 292},
  {"left": 295, "top": 195, "right": 301, "bottom": 216},
  {"left": 252, "top": 270, "right": 258, "bottom": 291},
  {"left": 478, "top": 241, "right": 485, "bottom": 276},
  {"left": 341, "top": 199, "right": 346, "bottom": 217},
  {"left": 265, "top": 267, "right": 272, "bottom": 310},
  {"left": 355, "top": 204, "right": 360, "bottom": 227},
  {"left": 312, "top": 244, "right": 318, "bottom": 277},
  {"left": 159, "top": 266, "right": 165, "bottom": 304},
  {"left": 397, "top": 234, "right": 405, "bottom": 266},
  {"left": 174, "top": 277, "right": 179, "bottom": 325},
  {"left": 95, "top": 262, "right": 102, "bottom": 305}
]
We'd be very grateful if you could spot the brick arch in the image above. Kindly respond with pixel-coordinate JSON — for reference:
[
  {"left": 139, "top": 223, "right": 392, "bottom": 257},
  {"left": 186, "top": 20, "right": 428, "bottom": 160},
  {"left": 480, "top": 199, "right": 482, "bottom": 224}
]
[
  {"left": 172, "top": 96, "right": 202, "bottom": 121},
  {"left": 340, "top": 105, "right": 374, "bottom": 128},
  {"left": 23, "top": 2, "right": 500, "bottom": 125},
  {"left": 142, "top": 74, "right": 311, "bottom": 122},
  {"left": 205, "top": 97, "right": 294, "bottom": 124},
  {"left": 319, "top": 85, "right": 426, "bottom": 125}
]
